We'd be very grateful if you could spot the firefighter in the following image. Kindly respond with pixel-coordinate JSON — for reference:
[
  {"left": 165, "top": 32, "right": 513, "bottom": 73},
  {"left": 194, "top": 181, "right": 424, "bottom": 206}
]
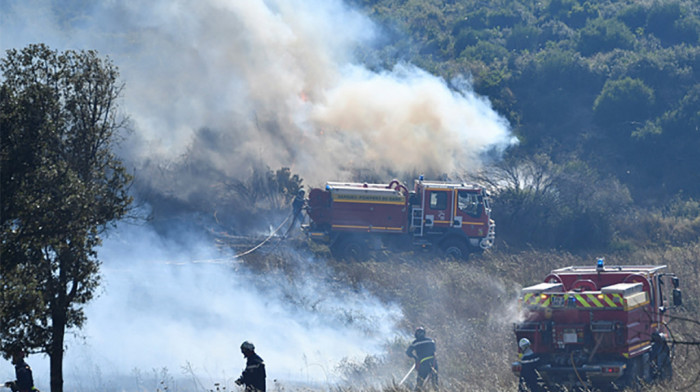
[
  {"left": 406, "top": 327, "right": 438, "bottom": 390},
  {"left": 4, "top": 349, "right": 38, "bottom": 392},
  {"left": 650, "top": 331, "right": 672, "bottom": 380},
  {"left": 235, "top": 341, "right": 266, "bottom": 392},
  {"left": 284, "top": 189, "right": 306, "bottom": 237},
  {"left": 518, "top": 338, "right": 543, "bottom": 392}
]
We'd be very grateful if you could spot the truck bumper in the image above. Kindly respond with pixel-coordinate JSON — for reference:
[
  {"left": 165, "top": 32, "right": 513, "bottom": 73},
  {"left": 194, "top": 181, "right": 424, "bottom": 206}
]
[
  {"left": 513, "top": 361, "right": 626, "bottom": 386},
  {"left": 541, "top": 362, "right": 626, "bottom": 381}
]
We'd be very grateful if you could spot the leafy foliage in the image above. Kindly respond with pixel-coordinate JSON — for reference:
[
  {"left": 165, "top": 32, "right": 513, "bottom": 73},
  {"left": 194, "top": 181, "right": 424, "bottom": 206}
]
[
  {"left": 354, "top": 0, "right": 700, "bottom": 208},
  {"left": 475, "top": 153, "right": 631, "bottom": 250},
  {"left": 593, "top": 77, "right": 655, "bottom": 130},
  {"left": 577, "top": 17, "right": 636, "bottom": 56},
  {"left": 211, "top": 166, "right": 304, "bottom": 234},
  {"left": 0, "top": 44, "right": 132, "bottom": 391}
]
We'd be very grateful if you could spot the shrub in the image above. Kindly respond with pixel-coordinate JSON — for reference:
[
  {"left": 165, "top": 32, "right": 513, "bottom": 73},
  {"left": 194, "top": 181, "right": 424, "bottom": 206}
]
[
  {"left": 593, "top": 77, "right": 655, "bottom": 129},
  {"left": 577, "top": 17, "right": 636, "bottom": 56}
]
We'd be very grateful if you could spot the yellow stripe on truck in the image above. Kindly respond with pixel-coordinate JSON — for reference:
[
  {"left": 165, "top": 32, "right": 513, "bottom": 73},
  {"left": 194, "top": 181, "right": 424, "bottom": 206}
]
[
  {"left": 574, "top": 294, "right": 591, "bottom": 308},
  {"left": 523, "top": 293, "right": 625, "bottom": 309},
  {"left": 333, "top": 199, "right": 405, "bottom": 205},
  {"left": 332, "top": 224, "right": 404, "bottom": 231}
]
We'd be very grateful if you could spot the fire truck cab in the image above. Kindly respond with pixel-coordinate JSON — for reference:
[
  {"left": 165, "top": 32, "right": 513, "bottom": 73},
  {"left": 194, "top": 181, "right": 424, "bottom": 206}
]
[{"left": 412, "top": 179, "right": 495, "bottom": 252}]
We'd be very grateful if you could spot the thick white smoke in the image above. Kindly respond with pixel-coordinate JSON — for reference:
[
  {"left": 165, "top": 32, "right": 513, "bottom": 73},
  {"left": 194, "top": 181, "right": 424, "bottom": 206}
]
[
  {"left": 1, "top": 0, "right": 515, "bottom": 189},
  {"left": 18, "top": 220, "right": 402, "bottom": 391}
]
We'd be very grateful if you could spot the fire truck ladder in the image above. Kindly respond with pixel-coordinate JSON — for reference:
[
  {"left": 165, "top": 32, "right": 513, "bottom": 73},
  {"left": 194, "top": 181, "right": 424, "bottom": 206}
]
[{"left": 411, "top": 206, "right": 424, "bottom": 237}]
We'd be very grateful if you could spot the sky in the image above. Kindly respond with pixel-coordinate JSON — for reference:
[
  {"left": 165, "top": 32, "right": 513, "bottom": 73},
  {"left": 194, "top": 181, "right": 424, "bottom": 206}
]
[{"left": 1, "top": 0, "right": 517, "bottom": 390}]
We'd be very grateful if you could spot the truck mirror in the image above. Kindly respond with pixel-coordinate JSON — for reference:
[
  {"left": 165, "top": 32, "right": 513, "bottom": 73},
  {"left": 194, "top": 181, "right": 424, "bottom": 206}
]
[
  {"left": 672, "top": 276, "right": 680, "bottom": 288},
  {"left": 673, "top": 288, "right": 682, "bottom": 307}
]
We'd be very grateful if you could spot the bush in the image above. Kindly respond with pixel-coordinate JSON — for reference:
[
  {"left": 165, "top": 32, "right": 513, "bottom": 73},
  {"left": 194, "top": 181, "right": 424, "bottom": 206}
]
[
  {"left": 577, "top": 17, "right": 636, "bottom": 56},
  {"left": 460, "top": 40, "right": 509, "bottom": 63},
  {"left": 506, "top": 24, "right": 543, "bottom": 51},
  {"left": 593, "top": 77, "right": 655, "bottom": 129},
  {"left": 646, "top": 1, "right": 683, "bottom": 44}
]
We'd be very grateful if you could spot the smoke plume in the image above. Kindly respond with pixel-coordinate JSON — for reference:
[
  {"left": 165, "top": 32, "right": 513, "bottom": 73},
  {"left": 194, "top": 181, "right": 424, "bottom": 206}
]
[
  {"left": 19, "top": 220, "right": 402, "bottom": 391},
  {"left": 1, "top": 0, "right": 515, "bottom": 191}
]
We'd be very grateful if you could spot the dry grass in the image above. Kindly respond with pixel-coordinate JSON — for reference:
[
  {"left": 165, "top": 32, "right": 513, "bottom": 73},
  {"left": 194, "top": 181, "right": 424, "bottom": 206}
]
[{"left": 240, "top": 239, "right": 700, "bottom": 392}]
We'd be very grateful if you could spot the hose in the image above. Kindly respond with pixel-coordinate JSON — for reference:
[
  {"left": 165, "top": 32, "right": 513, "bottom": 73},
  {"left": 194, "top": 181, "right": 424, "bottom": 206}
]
[
  {"left": 398, "top": 364, "right": 415, "bottom": 386},
  {"left": 232, "top": 212, "right": 291, "bottom": 258},
  {"left": 571, "top": 352, "right": 592, "bottom": 392}
]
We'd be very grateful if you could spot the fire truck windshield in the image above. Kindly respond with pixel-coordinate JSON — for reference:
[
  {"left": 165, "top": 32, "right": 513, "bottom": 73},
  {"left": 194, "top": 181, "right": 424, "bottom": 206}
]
[{"left": 458, "top": 190, "right": 482, "bottom": 217}]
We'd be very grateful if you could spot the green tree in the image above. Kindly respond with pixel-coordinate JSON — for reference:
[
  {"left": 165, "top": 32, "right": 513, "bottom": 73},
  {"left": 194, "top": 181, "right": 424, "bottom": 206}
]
[
  {"left": 506, "top": 24, "right": 542, "bottom": 51},
  {"left": 593, "top": 77, "right": 655, "bottom": 132},
  {"left": 577, "top": 17, "right": 635, "bottom": 56},
  {"left": 478, "top": 153, "right": 631, "bottom": 249},
  {"left": 646, "top": 1, "right": 682, "bottom": 44},
  {"left": 0, "top": 44, "right": 132, "bottom": 392}
]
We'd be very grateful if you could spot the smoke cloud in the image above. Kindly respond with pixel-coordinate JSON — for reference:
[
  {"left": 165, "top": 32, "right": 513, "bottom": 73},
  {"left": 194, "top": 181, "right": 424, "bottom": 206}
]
[
  {"left": 1, "top": 0, "right": 515, "bottom": 190},
  {"left": 19, "top": 220, "right": 402, "bottom": 391}
]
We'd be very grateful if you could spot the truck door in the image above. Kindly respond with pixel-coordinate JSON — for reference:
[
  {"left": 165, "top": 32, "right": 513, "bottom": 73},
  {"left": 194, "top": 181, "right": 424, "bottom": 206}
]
[
  {"left": 653, "top": 274, "right": 667, "bottom": 326},
  {"left": 455, "top": 189, "right": 489, "bottom": 237},
  {"left": 423, "top": 188, "right": 452, "bottom": 228}
]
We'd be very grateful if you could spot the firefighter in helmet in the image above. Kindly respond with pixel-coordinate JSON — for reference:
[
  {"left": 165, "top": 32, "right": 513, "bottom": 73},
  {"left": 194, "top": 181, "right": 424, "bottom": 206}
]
[
  {"left": 518, "top": 338, "right": 543, "bottom": 392},
  {"left": 4, "top": 349, "right": 38, "bottom": 392},
  {"left": 406, "top": 327, "right": 438, "bottom": 390},
  {"left": 284, "top": 189, "right": 306, "bottom": 237},
  {"left": 235, "top": 341, "right": 266, "bottom": 392}
]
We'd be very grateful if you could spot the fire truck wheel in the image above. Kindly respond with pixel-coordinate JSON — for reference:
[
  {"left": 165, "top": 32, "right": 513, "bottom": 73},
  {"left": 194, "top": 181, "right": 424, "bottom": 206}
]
[
  {"left": 441, "top": 239, "right": 469, "bottom": 260},
  {"left": 616, "top": 356, "right": 641, "bottom": 391}
]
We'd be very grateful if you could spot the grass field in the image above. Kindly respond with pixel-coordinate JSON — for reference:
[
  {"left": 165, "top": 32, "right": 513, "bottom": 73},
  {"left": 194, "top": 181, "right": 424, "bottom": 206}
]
[{"left": 241, "top": 240, "right": 700, "bottom": 392}]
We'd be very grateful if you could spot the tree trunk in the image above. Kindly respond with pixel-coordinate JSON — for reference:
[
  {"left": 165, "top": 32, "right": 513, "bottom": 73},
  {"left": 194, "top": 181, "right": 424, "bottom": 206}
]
[{"left": 49, "top": 311, "right": 66, "bottom": 392}]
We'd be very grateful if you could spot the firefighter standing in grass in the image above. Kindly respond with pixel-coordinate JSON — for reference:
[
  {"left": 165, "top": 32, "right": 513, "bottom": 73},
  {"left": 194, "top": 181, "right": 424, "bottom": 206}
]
[
  {"left": 4, "top": 350, "right": 38, "bottom": 392},
  {"left": 518, "top": 338, "right": 543, "bottom": 392},
  {"left": 406, "top": 327, "right": 438, "bottom": 390},
  {"left": 235, "top": 341, "right": 266, "bottom": 392},
  {"left": 284, "top": 189, "right": 305, "bottom": 237}
]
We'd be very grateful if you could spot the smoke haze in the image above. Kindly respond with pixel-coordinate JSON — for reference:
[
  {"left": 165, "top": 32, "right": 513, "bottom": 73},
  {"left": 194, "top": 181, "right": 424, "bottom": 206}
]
[
  {"left": 1, "top": 0, "right": 516, "bottom": 389},
  {"left": 1, "top": 0, "right": 515, "bottom": 189},
  {"left": 13, "top": 220, "right": 402, "bottom": 391}
]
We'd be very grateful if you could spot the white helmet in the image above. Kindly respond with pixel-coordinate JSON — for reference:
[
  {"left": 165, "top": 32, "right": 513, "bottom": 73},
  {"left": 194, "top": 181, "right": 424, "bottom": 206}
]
[
  {"left": 415, "top": 327, "right": 426, "bottom": 339},
  {"left": 518, "top": 338, "right": 531, "bottom": 350}
]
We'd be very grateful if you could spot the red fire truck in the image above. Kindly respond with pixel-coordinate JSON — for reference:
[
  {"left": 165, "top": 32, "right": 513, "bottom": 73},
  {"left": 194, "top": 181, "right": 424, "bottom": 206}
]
[
  {"left": 512, "top": 259, "right": 682, "bottom": 390},
  {"left": 302, "top": 176, "right": 495, "bottom": 260}
]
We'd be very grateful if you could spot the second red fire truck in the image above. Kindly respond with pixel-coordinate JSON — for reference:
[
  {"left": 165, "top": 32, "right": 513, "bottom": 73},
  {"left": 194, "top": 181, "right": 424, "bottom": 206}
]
[
  {"left": 512, "top": 259, "right": 682, "bottom": 390},
  {"left": 302, "top": 176, "right": 495, "bottom": 260}
]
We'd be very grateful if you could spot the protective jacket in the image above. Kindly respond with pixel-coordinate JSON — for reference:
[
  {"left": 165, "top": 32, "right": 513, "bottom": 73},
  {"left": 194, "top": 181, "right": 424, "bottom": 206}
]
[
  {"left": 406, "top": 336, "right": 438, "bottom": 386},
  {"left": 292, "top": 195, "right": 304, "bottom": 216},
  {"left": 518, "top": 349, "right": 542, "bottom": 392},
  {"left": 238, "top": 353, "right": 266, "bottom": 392},
  {"left": 8, "top": 359, "right": 36, "bottom": 392}
]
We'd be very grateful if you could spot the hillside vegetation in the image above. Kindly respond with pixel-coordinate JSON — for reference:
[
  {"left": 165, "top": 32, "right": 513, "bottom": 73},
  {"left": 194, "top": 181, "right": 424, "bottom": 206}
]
[{"left": 342, "top": 0, "right": 700, "bottom": 253}]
